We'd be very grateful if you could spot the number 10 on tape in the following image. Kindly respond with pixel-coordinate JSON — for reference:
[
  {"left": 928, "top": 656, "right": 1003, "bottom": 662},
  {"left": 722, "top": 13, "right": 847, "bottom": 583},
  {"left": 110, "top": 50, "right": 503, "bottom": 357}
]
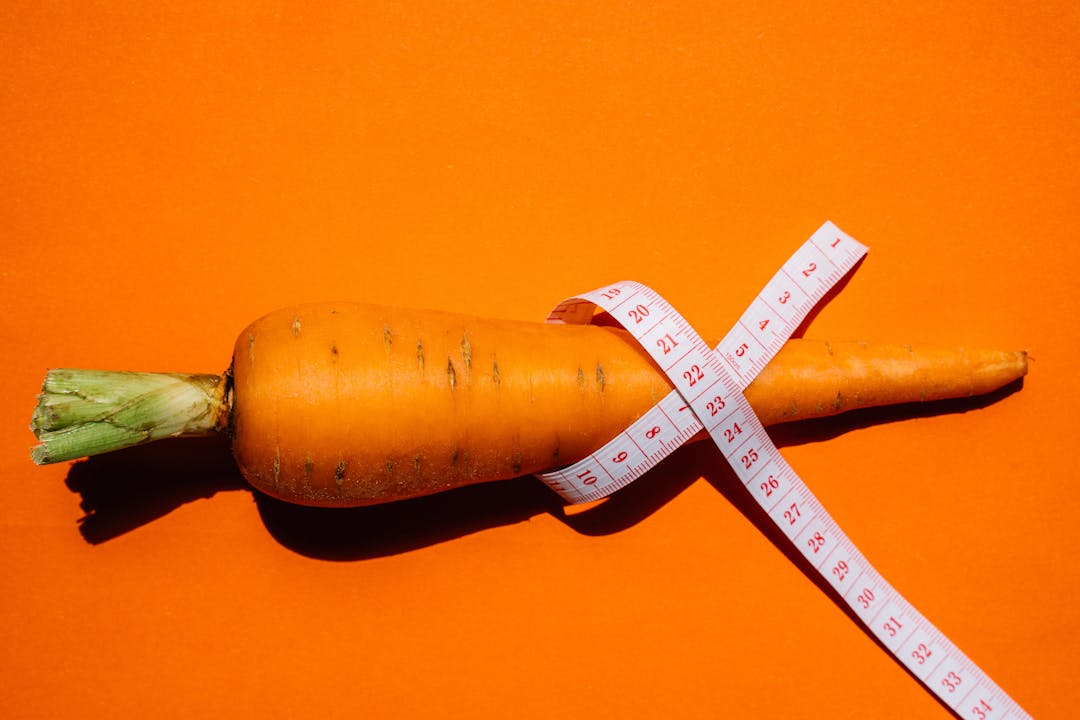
[{"left": 538, "top": 222, "right": 1030, "bottom": 719}]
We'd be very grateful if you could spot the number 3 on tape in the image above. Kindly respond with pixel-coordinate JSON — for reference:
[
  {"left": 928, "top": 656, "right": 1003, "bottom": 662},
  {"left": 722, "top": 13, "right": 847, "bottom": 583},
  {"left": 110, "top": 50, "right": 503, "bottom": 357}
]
[{"left": 537, "top": 221, "right": 1030, "bottom": 719}]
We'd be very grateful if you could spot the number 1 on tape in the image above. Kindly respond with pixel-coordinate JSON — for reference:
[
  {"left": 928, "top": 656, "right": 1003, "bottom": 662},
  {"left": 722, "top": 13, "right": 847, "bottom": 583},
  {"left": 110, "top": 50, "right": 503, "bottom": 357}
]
[
  {"left": 537, "top": 222, "right": 1030, "bottom": 718},
  {"left": 539, "top": 221, "right": 864, "bottom": 502}
]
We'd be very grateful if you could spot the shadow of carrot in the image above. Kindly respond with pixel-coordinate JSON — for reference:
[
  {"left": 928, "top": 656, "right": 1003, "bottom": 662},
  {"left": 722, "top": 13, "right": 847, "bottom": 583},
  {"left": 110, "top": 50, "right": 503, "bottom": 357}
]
[
  {"left": 64, "top": 435, "right": 248, "bottom": 544},
  {"left": 62, "top": 378, "right": 1022, "bottom": 559}
]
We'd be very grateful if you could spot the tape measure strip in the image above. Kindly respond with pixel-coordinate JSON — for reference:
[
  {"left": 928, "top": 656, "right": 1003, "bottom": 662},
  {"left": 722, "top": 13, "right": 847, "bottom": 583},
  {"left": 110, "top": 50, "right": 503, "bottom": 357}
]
[
  {"left": 537, "top": 221, "right": 866, "bottom": 503},
  {"left": 537, "top": 222, "right": 1031, "bottom": 718}
]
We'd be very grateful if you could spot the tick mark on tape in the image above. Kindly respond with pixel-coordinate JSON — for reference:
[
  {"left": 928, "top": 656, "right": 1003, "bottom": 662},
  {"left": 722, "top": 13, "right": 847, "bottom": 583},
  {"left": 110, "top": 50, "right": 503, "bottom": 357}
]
[{"left": 529, "top": 226, "right": 1028, "bottom": 717}]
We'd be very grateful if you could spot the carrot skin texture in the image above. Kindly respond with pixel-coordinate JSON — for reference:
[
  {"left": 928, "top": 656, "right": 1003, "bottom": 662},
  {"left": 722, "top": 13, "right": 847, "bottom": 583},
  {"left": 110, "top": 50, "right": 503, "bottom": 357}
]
[
  {"left": 229, "top": 303, "right": 1027, "bottom": 507},
  {"left": 745, "top": 340, "right": 1027, "bottom": 424},
  {"left": 230, "top": 303, "right": 673, "bottom": 507}
]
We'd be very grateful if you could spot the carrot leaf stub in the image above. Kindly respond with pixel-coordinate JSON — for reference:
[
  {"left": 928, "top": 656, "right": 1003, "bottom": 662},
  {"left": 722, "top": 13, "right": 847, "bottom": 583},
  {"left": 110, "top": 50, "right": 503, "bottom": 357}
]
[{"left": 29, "top": 369, "right": 229, "bottom": 465}]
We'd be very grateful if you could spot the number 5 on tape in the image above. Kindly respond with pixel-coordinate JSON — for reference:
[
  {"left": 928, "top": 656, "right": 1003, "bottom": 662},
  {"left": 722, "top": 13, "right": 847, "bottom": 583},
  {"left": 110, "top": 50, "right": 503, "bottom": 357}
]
[
  {"left": 537, "top": 222, "right": 1030, "bottom": 719},
  {"left": 540, "top": 221, "right": 865, "bottom": 502}
]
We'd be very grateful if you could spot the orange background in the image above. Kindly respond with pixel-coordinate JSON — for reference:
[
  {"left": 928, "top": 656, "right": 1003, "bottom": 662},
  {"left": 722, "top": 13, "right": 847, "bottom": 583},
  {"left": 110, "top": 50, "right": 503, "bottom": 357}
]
[{"left": 2, "top": 2, "right": 1077, "bottom": 718}]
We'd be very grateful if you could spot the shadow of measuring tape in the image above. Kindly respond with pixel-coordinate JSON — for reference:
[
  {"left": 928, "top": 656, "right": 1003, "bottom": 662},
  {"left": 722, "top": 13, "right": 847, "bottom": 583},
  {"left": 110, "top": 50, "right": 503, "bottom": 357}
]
[{"left": 554, "top": 378, "right": 1024, "bottom": 536}]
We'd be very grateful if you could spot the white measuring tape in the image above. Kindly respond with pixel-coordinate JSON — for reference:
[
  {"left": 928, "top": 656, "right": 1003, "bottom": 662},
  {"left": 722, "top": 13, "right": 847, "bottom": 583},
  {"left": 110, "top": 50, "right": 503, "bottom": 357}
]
[{"left": 537, "top": 222, "right": 1030, "bottom": 719}]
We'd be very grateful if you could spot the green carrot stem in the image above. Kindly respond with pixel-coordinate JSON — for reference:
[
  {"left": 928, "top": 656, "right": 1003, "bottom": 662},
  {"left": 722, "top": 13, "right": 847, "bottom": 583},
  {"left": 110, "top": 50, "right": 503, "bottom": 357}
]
[{"left": 29, "top": 369, "right": 229, "bottom": 464}]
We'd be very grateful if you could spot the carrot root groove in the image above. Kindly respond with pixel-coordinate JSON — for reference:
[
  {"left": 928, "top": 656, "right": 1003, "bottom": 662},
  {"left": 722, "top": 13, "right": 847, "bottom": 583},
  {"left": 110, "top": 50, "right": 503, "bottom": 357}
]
[{"left": 30, "top": 301, "right": 1027, "bottom": 507}]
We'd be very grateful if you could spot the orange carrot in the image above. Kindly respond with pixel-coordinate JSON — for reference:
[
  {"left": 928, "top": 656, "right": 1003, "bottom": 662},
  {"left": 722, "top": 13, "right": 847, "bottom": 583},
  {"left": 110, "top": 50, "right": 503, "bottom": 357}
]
[{"left": 30, "top": 301, "right": 1027, "bottom": 507}]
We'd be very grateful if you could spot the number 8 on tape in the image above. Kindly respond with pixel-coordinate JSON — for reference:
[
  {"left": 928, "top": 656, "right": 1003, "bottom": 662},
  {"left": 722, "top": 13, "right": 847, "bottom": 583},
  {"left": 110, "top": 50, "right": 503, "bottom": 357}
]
[{"left": 538, "top": 222, "right": 1030, "bottom": 719}]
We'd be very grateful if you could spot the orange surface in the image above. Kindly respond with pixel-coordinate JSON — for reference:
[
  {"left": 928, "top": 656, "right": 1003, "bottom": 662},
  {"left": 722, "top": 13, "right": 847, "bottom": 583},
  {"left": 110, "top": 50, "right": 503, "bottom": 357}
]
[{"left": 2, "top": 3, "right": 1076, "bottom": 718}]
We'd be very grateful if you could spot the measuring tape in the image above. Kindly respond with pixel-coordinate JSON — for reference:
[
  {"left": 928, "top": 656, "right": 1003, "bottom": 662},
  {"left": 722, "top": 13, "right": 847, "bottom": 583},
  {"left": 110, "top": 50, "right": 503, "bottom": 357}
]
[{"left": 537, "top": 222, "right": 1030, "bottom": 719}]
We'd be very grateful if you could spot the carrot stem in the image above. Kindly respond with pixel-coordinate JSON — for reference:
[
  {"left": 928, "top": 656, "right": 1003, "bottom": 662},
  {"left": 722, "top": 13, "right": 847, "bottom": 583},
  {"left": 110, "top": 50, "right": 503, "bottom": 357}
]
[{"left": 29, "top": 369, "right": 228, "bottom": 464}]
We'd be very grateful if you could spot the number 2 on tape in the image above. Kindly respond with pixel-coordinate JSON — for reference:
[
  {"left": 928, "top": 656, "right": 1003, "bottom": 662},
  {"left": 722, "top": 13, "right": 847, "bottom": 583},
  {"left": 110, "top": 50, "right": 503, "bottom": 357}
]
[{"left": 537, "top": 222, "right": 1030, "bottom": 718}]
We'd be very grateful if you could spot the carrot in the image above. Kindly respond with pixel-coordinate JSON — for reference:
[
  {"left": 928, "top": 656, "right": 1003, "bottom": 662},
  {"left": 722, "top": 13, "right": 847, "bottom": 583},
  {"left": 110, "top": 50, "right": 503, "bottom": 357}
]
[{"left": 29, "top": 301, "right": 1027, "bottom": 507}]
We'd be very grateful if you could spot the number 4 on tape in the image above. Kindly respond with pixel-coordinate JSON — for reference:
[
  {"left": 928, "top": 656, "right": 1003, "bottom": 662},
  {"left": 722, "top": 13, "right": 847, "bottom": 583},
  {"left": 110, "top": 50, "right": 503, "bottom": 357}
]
[{"left": 537, "top": 222, "right": 1030, "bottom": 719}]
